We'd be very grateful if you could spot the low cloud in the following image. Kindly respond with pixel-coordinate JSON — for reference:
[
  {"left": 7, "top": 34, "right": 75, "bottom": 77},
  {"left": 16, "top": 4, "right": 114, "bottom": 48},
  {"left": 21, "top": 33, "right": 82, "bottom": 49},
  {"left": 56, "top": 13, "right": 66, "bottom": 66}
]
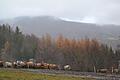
[{"left": 0, "top": 0, "right": 120, "bottom": 25}]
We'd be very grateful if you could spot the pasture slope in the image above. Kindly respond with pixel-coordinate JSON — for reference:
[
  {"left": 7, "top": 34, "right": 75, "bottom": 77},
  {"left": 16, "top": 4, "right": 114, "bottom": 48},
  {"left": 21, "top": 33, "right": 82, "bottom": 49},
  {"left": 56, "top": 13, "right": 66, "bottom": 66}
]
[{"left": 0, "top": 68, "right": 93, "bottom": 80}]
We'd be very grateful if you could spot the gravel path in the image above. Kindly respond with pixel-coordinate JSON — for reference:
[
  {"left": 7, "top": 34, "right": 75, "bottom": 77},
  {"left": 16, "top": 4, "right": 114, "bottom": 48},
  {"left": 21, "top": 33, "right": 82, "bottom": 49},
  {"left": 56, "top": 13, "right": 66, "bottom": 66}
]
[{"left": 20, "top": 69, "right": 120, "bottom": 80}]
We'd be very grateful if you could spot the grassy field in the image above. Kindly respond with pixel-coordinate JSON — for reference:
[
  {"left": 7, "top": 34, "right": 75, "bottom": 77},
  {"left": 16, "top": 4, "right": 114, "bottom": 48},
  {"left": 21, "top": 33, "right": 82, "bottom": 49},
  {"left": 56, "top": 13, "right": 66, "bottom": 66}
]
[{"left": 0, "top": 69, "right": 94, "bottom": 80}]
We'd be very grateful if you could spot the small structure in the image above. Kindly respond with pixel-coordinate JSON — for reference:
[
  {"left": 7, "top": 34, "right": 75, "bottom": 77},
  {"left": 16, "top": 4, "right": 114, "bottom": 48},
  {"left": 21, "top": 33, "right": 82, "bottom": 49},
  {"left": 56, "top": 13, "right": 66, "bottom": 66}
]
[
  {"left": 118, "top": 60, "right": 120, "bottom": 72},
  {"left": 64, "top": 65, "right": 71, "bottom": 70}
]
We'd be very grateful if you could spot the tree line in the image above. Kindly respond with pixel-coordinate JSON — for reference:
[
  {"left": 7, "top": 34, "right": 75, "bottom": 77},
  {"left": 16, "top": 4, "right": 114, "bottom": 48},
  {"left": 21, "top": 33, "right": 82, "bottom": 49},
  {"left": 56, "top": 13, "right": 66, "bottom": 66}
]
[{"left": 0, "top": 24, "right": 120, "bottom": 71}]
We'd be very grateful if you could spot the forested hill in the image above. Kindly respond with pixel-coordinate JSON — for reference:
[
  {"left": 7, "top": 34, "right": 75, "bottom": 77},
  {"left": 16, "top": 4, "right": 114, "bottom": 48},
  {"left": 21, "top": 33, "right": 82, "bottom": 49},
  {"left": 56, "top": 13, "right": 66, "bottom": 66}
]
[
  {"left": 0, "top": 24, "right": 120, "bottom": 71},
  {"left": 0, "top": 16, "right": 120, "bottom": 49}
]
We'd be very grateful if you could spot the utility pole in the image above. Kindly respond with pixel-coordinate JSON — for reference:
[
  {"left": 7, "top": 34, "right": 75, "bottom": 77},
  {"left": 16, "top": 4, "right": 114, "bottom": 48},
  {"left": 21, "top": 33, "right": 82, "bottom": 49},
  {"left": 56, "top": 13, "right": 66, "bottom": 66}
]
[{"left": 94, "top": 65, "right": 96, "bottom": 73}]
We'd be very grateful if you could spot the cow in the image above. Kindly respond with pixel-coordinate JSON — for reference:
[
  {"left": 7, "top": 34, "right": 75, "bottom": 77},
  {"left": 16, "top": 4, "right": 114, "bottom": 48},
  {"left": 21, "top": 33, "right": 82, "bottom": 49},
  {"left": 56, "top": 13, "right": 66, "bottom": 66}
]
[
  {"left": 48, "top": 64, "right": 60, "bottom": 70},
  {"left": 34, "top": 63, "right": 42, "bottom": 69},
  {"left": 26, "top": 61, "right": 35, "bottom": 68},
  {"left": 40, "top": 63, "right": 49, "bottom": 69},
  {"left": 13, "top": 61, "right": 26, "bottom": 68},
  {"left": 13, "top": 61, "right": 17, "bottom": 68},
  {"left": 4, "top": 62, "right": 13, "bottom": 68}
]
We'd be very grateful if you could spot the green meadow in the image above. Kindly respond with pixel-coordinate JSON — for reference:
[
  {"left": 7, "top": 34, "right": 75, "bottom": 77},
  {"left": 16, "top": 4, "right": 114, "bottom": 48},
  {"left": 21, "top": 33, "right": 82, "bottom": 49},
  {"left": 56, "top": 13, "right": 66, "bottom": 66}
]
[{"left": 0, "top": 69, "right": 94, "bottom": 80}]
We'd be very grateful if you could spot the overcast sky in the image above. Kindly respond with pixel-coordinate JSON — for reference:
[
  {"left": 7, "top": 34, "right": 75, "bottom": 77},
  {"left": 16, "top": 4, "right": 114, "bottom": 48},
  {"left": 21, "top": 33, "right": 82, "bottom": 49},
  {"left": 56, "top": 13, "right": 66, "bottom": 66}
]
[{"left": 0, "top": 0, "right": 120, "bottom": 25}]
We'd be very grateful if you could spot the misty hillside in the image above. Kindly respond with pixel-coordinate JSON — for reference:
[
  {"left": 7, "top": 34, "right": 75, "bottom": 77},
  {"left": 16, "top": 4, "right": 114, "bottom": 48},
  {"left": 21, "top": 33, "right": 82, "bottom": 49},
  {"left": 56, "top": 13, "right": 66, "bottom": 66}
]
[{"left": 0, "top": 16, "right": 120, "bottom": 49}]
